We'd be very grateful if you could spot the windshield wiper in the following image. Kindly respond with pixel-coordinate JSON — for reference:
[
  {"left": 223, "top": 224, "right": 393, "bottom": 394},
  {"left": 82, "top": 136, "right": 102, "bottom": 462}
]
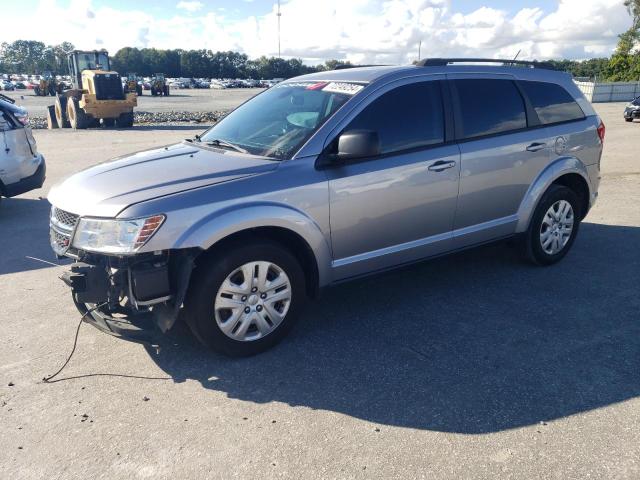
[{"left": 204, "top": 138, "right": 249, "bottom": 154}]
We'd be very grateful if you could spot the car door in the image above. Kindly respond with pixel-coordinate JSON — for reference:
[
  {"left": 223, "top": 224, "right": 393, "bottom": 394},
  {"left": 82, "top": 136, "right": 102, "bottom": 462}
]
[
  {"left": 324, "top": 78, "right": 461, "bottom": 280},
  {"left": 448, "top": 75, "right": 550, "bottom": 248}
]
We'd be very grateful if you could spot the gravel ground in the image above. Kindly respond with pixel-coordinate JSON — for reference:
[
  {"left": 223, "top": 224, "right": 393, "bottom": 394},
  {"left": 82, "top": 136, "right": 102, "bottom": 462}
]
[{"left": 0, "top": 102, "right": 639, "bottom": 480}]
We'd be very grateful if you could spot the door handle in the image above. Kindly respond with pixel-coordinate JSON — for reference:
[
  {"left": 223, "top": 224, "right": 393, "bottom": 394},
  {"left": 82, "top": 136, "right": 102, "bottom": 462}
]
[
  {"left": 428, "top": 160, "right": 456, "bottom": 172},
  {"left": 526, "top": 142, "right": 547, "bottom": 152}
]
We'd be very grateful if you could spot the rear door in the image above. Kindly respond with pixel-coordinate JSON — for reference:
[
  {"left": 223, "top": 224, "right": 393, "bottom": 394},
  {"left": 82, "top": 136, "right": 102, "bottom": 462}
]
[{"left": 448, "top": 76, "right": 549, "bottom": 247}]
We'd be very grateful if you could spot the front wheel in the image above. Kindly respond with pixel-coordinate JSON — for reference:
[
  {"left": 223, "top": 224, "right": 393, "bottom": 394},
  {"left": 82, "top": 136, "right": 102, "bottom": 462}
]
[
  {"left": 524, "top": 185, "right": 581, "bottom": 265},
  {"left": 184, "top": 241, "right": 306, "bottom": 356},
  {"left": 625, "top": 117, "right": 633, "bottom": 122}
]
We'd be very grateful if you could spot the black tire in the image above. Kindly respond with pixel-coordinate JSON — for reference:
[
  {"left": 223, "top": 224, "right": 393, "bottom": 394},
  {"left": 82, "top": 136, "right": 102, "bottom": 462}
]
[
  {"left": 46, "top": 105, "right": 58, "bottom": 129},
  {"left": 184, "top": 240, "right": 306, "bottom": 356},
  {"left": 102, "top": 118, "right": 116, "bottom": 127},
  {"left": 625, "top": 117, "right": 633, "bottom": 122},
  {"left": 115, "top": 111, "right": 134, "bottom": 128},
  {"left": 54, "top": 95, "right": 70, "bottom": 128},
  {"left": 67, "top": 97, "right": 91, "bottom": 129},
  {"left": 524, "top": 185, "right": 581, "bottom": 266}
]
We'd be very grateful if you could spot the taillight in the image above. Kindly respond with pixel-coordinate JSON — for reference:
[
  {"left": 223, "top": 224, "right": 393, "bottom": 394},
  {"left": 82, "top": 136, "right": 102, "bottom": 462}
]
[{"left": 597, "top": 120, "right": 605, "bottom": 143}]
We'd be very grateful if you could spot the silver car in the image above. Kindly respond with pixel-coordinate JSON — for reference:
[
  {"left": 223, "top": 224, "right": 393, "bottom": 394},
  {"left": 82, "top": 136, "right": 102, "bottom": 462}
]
[
  {"left": 1, "top": 95, "right": 46, "bottom": 203},
  {"left": 48, "top": 59, "right": 604, "bottom": 356}
]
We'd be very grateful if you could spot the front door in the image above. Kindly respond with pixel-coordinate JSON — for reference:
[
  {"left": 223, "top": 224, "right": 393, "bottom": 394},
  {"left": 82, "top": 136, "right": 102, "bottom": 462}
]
[{"left": 326, "top": 80, "right": 460, "bottom": 280}]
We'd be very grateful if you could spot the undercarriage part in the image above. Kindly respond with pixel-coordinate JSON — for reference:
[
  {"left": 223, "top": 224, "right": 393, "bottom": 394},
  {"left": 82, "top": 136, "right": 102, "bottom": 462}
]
[{"left": 61, "top": 249, "right": 199, "bottom": 341}]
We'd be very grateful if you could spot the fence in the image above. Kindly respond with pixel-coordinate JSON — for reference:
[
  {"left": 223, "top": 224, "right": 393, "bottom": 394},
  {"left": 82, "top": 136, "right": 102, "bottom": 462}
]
[{"left": 574, "top": 80, "right": 640, "bottom": 103}]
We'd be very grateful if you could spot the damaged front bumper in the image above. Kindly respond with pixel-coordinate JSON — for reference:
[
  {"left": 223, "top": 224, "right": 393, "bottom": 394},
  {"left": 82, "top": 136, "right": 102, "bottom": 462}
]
[{"left": 60, "top": 249, "right": 198, "bottom": 345}]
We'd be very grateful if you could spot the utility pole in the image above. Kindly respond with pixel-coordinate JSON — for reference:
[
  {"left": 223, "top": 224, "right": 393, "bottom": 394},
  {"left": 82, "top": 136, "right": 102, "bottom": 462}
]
[
  {"left": 418, "top": 40, "right": 422, "bottom": 61},
  {"left": 277, "top": 0, "right": 282, "bottom": 58}
]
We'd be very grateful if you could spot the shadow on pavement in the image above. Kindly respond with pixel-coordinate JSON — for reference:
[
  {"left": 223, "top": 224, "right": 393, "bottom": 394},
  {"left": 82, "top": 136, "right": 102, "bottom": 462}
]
[
  {"left": 147, "top": 222, "right": 640, "bottom": 434},
  {"left": 0, "top": 197, "right": 70, "bottom": 275}
]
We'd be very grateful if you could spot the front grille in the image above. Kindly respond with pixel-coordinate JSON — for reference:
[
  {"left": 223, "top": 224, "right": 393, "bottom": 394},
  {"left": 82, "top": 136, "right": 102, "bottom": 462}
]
[
  {"left": 94, "top": 74, "right": 125, "bottom": 101},
  {"left": 50, "top": 207, "right": 79, "bottom": 256}
]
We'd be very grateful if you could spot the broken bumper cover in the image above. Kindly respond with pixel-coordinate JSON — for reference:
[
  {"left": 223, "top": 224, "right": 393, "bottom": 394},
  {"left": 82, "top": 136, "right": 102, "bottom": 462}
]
[
  {"left": 72, "top": 297, "right": 163, "bottom": 345},
  {"left": 59, "top": 250, "right": 196, "bottom": 345}
]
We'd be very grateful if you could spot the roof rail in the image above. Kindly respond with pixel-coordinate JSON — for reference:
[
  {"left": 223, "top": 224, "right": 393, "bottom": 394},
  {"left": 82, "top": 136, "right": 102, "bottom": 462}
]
[
  {"left": 334, "top": 64, "right": 389, "bottom": 70},
  {"left": 0, "top": 92, "right": 16, "bottom": 104},
  {"left": 416, "top": 58, "right": 552, "bottom": 69}
]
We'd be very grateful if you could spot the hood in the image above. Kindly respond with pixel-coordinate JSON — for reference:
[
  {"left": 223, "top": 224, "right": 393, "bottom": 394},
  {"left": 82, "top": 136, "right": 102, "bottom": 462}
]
[{"left": 48, "top": 142, "right": 279, "bottom": 217}]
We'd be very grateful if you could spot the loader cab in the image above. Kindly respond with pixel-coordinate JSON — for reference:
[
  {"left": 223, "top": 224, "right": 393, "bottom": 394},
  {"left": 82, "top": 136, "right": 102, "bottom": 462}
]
[{"left": 67, "top": 50, "right": 111, "bottom": 89}]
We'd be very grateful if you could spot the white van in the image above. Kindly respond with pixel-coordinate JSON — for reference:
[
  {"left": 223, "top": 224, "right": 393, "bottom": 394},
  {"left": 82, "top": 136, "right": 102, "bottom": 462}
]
[{"left": 0, "top": 94, "right": 46, "bottom": 202}]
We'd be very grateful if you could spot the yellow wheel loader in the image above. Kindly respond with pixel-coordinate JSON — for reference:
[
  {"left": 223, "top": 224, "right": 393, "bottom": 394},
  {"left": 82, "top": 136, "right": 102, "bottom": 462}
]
[
  {"left": 124, "top": 73, "right": 142, "bottom": 96},
  {"left": 34, "top": 71, "right": 62, "bottom": 96},
  {"left": 47, "top": 50, "right": 136, "bottom": 130},
  {"left": 150, "top": 73, "right": 170, "bottom": 96}
]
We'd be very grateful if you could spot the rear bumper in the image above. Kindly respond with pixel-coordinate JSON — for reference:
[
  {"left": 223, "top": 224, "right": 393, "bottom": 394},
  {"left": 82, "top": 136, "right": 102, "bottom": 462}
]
[{"left": 3, "top": 156, "right": 46, "bottom": 197}]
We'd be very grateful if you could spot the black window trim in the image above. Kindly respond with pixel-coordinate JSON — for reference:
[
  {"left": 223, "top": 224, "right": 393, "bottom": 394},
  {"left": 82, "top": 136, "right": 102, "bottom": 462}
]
[{"left": 317, "top": 79, "right": 453, "bottom": 168}]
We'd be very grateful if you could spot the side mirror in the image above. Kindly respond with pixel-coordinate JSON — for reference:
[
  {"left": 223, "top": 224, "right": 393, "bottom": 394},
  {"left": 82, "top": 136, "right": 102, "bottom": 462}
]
[{"left": 336, "top": 129, "right": 380, "bottom": 161}]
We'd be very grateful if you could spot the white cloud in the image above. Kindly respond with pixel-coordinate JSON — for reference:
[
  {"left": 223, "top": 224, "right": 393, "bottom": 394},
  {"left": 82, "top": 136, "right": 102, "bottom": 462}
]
[
  {"left": 0, "top": 0, "right": 633, "bottom": 63},
  {"left": 176, "top": 1, "right": 203, "bottom": 13}
]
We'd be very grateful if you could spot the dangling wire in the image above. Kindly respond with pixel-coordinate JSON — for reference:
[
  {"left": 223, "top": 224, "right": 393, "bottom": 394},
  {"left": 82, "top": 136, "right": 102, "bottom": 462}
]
[{"left": 42, "top": 302, "right": 106, "bottom": 383}]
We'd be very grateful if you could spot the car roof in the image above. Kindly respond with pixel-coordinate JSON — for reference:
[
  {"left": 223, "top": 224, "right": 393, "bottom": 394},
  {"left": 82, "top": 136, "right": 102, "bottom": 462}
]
[{"left": 289, "top": 63, "right": 572, "bottom": 86}]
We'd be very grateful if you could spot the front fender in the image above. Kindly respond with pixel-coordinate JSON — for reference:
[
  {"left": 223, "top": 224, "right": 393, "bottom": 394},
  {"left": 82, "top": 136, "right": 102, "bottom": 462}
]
[
  {"left": 515, "top": 156, "right": 591, "bottom": 233},
  {"left": 172, "top": 202, "right": 333, "bottom": 287}
]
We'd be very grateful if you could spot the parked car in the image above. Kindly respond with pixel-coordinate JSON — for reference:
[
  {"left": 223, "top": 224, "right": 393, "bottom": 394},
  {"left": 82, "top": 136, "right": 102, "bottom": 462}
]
[
  {"left": 1, "top": 81, "right": 15, "bottom": 91},
  {"left": 48, "top": 59, "right": 603, "bottom": 356},
  {"left": 13, "top": 82, "right": 26, "bottom": 89},
  {"left": 0, "top": 94, "right": 46, "bottom": 203},
  {"left": 623, "top": 95, "right": 640, "bottom": 122}
]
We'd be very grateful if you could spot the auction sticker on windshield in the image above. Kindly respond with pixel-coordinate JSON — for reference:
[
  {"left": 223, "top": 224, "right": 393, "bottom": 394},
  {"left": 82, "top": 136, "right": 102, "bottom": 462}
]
[{"left": 322, "top": 82, "right": 364, "bottom": 95}]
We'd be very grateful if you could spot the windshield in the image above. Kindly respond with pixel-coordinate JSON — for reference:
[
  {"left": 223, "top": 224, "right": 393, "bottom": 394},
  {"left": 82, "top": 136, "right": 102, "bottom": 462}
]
[{"left": 200, "top": 81, "right": 363, "bottom": 160}]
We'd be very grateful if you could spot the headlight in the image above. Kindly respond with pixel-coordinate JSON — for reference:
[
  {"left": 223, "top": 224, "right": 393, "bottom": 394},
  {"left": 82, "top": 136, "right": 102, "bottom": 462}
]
[{"left": 72, "top": 215, "right": 165, "bottom": 254}]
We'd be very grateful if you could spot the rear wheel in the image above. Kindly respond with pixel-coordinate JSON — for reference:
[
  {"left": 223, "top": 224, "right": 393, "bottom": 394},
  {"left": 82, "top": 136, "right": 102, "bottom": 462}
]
[
  {"left": 115, "top": 111, "right": 134, "bottom": 128},
  {"left": 67, "top": 97, "right": 91, "bottom": 129},
  {"left": 102, "top": 118, "right": 116, "bottom": 127},
  {"left": 524, "top": 185, "right": 581, "bottom": 265},
  {"left": 625, "top": 117, "right": 633, "bottom": 122},
  {"left": 184, "top": 241, "right": 306, "bottom": 356},
  {"left": 46, "top": 105, "right": 58, "bottom": 129},
  {"left": 54, "top": 95, "right": 70, "bottom": 128}
]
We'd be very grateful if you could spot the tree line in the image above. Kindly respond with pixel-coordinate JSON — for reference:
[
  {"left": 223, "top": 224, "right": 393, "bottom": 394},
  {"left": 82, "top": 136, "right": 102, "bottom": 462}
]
[
  {"left": 0, "top": 41, "right": 350, "bottom": 79},
  {"left": 1, "top": 0, "right": 639, "bottom": 83}
]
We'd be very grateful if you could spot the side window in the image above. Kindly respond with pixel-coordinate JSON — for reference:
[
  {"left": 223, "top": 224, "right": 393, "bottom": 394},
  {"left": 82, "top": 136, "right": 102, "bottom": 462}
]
[
  {"left": 453, "top": 79, "right": 527, "bottom": 139},
  {"left": 346, "top": 81, "right": 444, "bottom": 155},
  {"left": 520, "top": 81, "right": 584, "bottom": 124}
]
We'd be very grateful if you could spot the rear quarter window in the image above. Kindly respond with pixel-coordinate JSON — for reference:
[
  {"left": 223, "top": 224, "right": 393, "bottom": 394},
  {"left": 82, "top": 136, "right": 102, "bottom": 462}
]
[{"left": 520, "top": 81, "right": 585, "bottom": 124}]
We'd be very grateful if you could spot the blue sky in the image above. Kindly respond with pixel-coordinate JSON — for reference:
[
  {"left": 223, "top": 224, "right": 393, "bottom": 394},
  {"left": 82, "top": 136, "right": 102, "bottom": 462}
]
[{"left": 0, "top": 0, "right": 632, "bottom": 63}]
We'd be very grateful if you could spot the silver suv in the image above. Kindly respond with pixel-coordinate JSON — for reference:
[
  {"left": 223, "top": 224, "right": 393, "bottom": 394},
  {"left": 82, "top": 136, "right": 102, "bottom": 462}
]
[{"left": 48, "top": 59, "right": 604, "bottom": 356}]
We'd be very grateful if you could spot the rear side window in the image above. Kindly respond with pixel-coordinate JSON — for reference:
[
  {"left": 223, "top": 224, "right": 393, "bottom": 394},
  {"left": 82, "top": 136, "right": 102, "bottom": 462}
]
[
  {"left": 452, "top": 79, "right": 527, "bottom": 139},
  {"left": 520, "top": 81, "right": 584, "bottom": 124},
  {"left": 346, "top": 81, "right": 444, "bottom": 155}
]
